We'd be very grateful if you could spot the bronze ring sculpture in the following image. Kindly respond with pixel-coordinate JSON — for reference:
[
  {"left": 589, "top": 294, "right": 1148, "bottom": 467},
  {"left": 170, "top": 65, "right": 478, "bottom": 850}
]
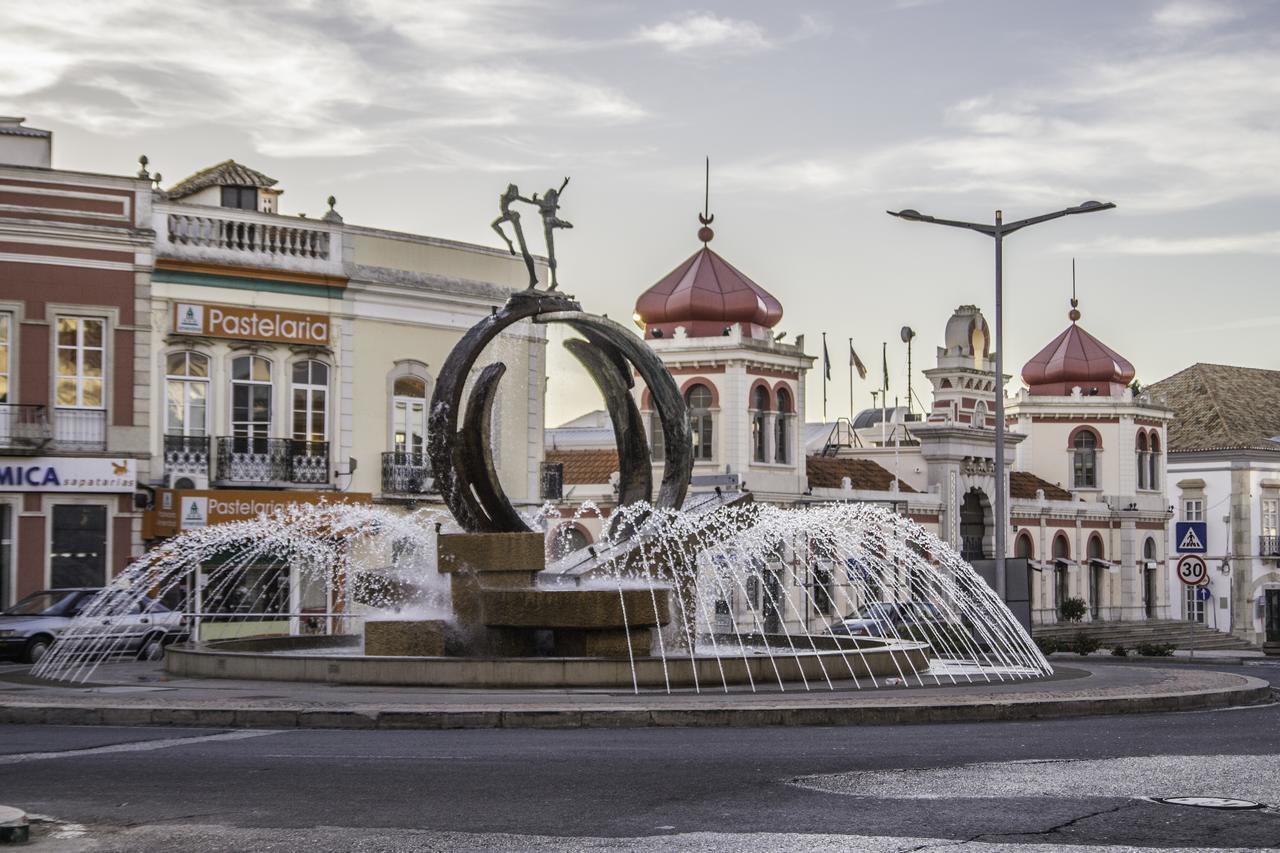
[{"left": 427, "top": 290, "right": 693, "bottom": 535}]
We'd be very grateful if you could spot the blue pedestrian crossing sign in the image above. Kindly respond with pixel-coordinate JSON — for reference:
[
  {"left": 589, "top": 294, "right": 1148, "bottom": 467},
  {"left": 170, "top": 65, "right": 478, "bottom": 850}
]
[{"left": 1176, "top": 521, "right": 1207, "bottom": 553}]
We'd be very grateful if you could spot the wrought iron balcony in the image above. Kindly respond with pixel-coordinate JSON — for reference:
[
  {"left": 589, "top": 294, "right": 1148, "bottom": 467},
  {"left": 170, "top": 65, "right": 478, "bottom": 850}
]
[
  {"left": 1261, "top": 535, "right": 1280, "bottom": 557},
  {"left": 381, "top": 451, "right": 434, "bottom": 496},
  {"left": 0, "top": 404, "right": 51, "bottom": 452},
  {"left": 53, "top": 408, "right": 106, "bottom": 451},
  {"left": 215, "top": 437, "right": 329, "bottom": 485},
  {"left": 163, "top": 434, "right": 210, "bottom": 478}
]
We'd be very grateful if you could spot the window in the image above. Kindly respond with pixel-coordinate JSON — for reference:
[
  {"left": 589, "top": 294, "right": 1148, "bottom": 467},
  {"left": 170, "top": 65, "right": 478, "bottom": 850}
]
[
  {"left": 1014, "top": 532, "right": 1034, "bottom": 560},
  {"left": 50, "top": 505, "right": 107, "bottom": 588},
  {"left": 550, "top": 525, "right": 591, "bottom": 561},
  {"left": 1136, "top": 432, "right": 1149, "bottom": 490},
  {"left": 811, "top": 564, "right": 834, "bottom": 616},
  {"left": 0, "top": 312, "right": 10, "bottom": 403},
  {"left": 774, "top": 387, "right": 792, "bottom": 464},
  {"left": 1185, "top": 584, "right": 1205, "bottom": 623},
  {"left": 649, "top": 410, "right": 665, "bottom": 462},
  {"left": 751, "top": 385, "right": 769, "bottom": 463},
  {"left": 1183, "top": 499, "right": 1203, "bottom": 522},
  {"left": 165, "top": 352, "right": 209, "bottom": 436},
  {"left": 291, "top": 360, "right": 328, "bottom": 444},
  {"left": 1263, "top": 498, "right": 1278, "bottom": 540},
  {"left": 391, "top": 375, "right": 427, "bottom": 453},
  {"left": 1148, "top": 433, "right": 1161, "bottom": 490},
  {"left": 56, "top": 316, "right": 104, "bottom": 408},
  {"left": 231, "top": 355, "right": 272, "bottom": 441},
  {"left": 1071, "top": 429, "right": 1098, "bottom": 488},
  {"left": 686, "top": 384, "right": 713, "bottom": 461},
  {"left": 221, "top": 186, "right": 258, "bottom": 210}
]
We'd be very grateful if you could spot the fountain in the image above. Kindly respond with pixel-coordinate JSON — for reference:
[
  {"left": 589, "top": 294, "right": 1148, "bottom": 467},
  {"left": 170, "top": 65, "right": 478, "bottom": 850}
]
[{"left": 32, "top": 180, "right": 1051, "bottom": 693}]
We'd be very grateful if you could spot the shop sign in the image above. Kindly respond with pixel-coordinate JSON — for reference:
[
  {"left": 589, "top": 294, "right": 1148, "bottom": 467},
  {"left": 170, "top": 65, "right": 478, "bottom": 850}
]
[
  {"left": 172, "top": 302, "right": 330, "bottom": 346},
  {"left": 0, "top": 456, "right": 136, "bottom": 493},
  {"left": 147, "top": 488, "right": 371, "bottom": 537}
]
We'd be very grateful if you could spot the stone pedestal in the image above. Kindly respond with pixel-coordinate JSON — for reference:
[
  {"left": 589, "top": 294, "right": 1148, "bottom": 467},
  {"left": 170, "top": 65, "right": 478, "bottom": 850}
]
[{"left": 364, "top": 620, "right": 446, "bottom": 657}]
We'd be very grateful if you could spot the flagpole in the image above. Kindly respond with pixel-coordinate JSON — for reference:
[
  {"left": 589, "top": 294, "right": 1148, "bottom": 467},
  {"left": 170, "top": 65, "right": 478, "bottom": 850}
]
[
  {"left": 848, "top": 338, "right": 854, "bottom": 422},
  {"left": 822, "top": 332, "right": 829, "bottom": 423},
  {"left": 881, "top": 341, "right": 888, "bottom": 446}
]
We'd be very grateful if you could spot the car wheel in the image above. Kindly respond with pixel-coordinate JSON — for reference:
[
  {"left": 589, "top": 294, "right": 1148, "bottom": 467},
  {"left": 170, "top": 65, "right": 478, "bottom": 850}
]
[
  {"left": 24, "top": 636, "right": 52, "bottom": 664},
  {"left": 137, "top": 633, "right": 166, "bottom": 661}
]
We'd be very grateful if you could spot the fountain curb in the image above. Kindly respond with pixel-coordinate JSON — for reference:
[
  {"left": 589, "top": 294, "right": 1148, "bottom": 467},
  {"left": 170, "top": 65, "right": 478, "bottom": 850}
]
[{"left": 0, "top": 676, "right": 1270, "bottom": 730}]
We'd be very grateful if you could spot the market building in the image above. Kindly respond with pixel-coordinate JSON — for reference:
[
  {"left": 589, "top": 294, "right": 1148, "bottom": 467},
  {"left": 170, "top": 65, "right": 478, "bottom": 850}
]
[
  {"left": 0, "top": 118, "right": 153, "bottom": 606},
  {"left": 1147, "top": 363, "right": 1280, "bottom": 648}
]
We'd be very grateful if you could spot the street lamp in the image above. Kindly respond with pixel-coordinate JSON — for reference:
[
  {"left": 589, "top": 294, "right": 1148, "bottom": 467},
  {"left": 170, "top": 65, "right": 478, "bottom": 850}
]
[{"left": 887, "top": 200, "right": 1116, "bottom": 600}]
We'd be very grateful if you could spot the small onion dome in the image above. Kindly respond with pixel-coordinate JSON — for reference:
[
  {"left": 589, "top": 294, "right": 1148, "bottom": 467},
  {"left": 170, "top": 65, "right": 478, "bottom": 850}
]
[
  {"left": 1021, "top": 300, "right": 1135, "bottom": 396},
  {"left": 943, "top": 305, "right": 990, "bottom": 358},
  {"left": 634, "top": 246, "right": 783, "bottom": 339}
]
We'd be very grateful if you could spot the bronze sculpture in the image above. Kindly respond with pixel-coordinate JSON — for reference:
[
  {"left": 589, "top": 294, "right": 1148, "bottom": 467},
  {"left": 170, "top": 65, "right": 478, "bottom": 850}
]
[
  {"left": 530, "top": 178, "right": 573, "bottom": 291},
  {"left": 490, "top": 178, "right": 573, "bottom": 292}
]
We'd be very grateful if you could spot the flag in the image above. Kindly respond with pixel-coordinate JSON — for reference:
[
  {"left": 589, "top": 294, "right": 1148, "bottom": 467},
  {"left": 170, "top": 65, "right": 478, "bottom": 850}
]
[
  {"left": 882, "top": 342, "right": 889, "bottom": 391},
  {"left": 849, "top": 341, "right": 867, "bottom": 380},
  {"left": 822, "top": 334, "right": 831, "bottom": 381}
]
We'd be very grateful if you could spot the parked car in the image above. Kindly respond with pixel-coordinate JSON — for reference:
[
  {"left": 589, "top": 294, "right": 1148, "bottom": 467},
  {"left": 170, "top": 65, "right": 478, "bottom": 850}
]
[
  {"left": 0, "top": 588, "right": 188, "bottom": 664},
  {"left": 828, "top": 601, "right": 977, "bottom": 656}
]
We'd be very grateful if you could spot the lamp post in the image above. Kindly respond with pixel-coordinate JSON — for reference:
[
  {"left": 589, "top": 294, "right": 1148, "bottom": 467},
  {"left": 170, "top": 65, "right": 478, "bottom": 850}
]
[{"left": 887, "top": 200, "right": 1115, "bottom": 600}]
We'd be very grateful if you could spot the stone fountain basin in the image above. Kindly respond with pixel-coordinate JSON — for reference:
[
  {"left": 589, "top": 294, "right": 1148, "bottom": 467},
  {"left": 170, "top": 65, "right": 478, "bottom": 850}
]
[
  {"left": 479, "top": 587, "right": 670, "bottom": 629},
  {"left": 164, "top": 634, "right": 931, "bottom": 690}
]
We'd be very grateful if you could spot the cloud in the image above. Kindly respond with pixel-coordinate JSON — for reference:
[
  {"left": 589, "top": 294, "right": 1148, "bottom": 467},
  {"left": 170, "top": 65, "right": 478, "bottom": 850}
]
[
  {"left": 1153, "top": 1, "right": 1242, "bottom": 29},
  {"left": 1058, "top": 231, "right": 1280, "bottom": 256},
  {"left": 635, "top": 12, "right": 773, "bottom": 54}
]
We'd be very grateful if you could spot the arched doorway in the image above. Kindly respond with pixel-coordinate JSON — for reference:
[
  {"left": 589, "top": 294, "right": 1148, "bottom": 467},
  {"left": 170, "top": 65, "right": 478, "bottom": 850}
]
[
  {"left": 549, "top": 524, "right": 591, "bottom": 561},
  {"left": 959, "top": 488, "right": 990, "bottom": 561},
  {"left": 1143, "top": 537, "right": 1158, "bottom": 618},
  {"left": 1087, "top": 534, "right": 1106, "bottom": 620},
  {"left": 1052, "top": 533, "right": 1071, "bottom": 613}
]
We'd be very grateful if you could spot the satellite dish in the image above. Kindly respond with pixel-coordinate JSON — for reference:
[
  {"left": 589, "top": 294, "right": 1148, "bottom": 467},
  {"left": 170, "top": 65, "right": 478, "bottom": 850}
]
[{"left": 900, "top": 326, "right": 915, "bottom": 343}]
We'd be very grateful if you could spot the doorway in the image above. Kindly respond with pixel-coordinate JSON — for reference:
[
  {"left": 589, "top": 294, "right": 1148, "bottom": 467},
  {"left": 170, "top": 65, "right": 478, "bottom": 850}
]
[{"left": 1265, "top": 589, "right": 1280, "bottom": 645}]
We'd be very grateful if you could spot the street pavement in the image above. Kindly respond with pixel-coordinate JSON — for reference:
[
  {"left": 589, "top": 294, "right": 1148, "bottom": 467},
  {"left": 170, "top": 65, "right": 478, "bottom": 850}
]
[{"left": 1, "top": 659, "right": 1279, "bottom": 851}]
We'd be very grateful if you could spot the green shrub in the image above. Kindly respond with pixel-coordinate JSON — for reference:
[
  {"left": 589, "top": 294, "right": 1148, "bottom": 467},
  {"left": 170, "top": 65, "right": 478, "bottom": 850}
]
[
  {"left": 1058, "top": 597, "right": 1087, "bottom": 623},
  {"left": 1034, "top": 636, "right": 1058, "bottom": 655},
  {"left": 1136, "top": 642, "right": 1175, "bottom": 657},
  {"left": 1072, "top": 631, "right": 1101, "bottom": 656},
  {"left": 1110, "top": 644, "right": 1128, "bottom": 657}
]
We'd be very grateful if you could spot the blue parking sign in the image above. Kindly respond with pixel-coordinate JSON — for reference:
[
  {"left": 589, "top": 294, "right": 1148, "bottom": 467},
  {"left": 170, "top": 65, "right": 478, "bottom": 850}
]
[{"left": 1176, "top": 521, "right": 1207, "bottom": 553}]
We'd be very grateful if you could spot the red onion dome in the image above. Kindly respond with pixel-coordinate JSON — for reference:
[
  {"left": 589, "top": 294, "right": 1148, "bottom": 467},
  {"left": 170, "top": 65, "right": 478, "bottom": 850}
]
[
  {"left": 1021, "top": 299, "right": 1135, "bottom": 396},
  {"left": 634, "top": 246, "right": 783, "bottom": 339}
]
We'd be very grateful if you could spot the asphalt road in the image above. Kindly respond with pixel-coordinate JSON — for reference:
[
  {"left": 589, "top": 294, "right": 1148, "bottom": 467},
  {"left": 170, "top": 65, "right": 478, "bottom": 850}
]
[{"left": 2, "top": 660, "right": 1280, "bottom": 852}]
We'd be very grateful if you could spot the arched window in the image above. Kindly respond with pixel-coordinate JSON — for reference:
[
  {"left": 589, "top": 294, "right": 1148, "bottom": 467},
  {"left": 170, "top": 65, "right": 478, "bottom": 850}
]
[
  {"left": 291, "top": 360, "right": 328, "bottom": 444},
  {"left": 392, "top": 375, "right": 428, "bottom": 454},
  {"left": 165, "top": 351, "right": 209, "bottom": 437},
  {"left": 1087, "top": 534, "right": 1105, "bottom": 562},
  {"left": 1144, "top": 537, "right": 1157, "bottom": 561},
  {"left": 231, "top": 355, "right": 272, "bottom": 443},
  {"left": 1052, "top": 533, "right": 1071, "bottom": 609},
  {"left": 751, "top": 385, "right": 769, "bottom": 463},
  {"left": 1014, "top": 532, "right": 1034, "bottom": 560},
  {"left": 686, "top": 383, "right": 714, "bottom": 460},
  {"left": 1136, "top": 432, "right": 1149, "bottom": 490},
  {"left": 1148, "top": 432, "right": 1161, "bottom": 490},
  {"left": 1052, "top": 533, "right": 1071, "bottom": 561},
  {"left": 549, "top": 525, "right": 591, "bottom": 561},
  {"left": 1087, "top": 534, "right": 1106, "bottom": 618},
  {"left": 972, "top": 401, "right": 987, "bottom": 429},
  {"left": 1072, "top": 429, "right": 1098, "bottom": 488},
  {"left": 774, "top": 387, "right": 792, "bottom": 464}
]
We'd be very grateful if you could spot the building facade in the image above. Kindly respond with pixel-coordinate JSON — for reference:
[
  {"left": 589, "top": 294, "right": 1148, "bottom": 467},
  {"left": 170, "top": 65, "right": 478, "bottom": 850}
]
[{"left": 0, "top": 118, "right": 153, "bottom": 606}]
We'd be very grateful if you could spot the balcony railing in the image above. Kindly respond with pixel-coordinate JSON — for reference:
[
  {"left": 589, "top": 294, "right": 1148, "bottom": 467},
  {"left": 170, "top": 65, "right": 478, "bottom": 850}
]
[
  {"left": 1262, "top": 535, "right": 1280, "bottom": 557},
  {"left": 154, "top": 202, "right": 343, "bottom": 279},
  {"left": 163, "top": 434, "right": 210, "bottom": 478},
  {"left": 53, "top": 408, "right": 106, "bottom": 451},
  {"left": 0, "top": 404, "right": 51, "bottom": 452},
  {"left": 215, "top": 437, "right": 329, "bottom": 485},
  {"left": 381, "top": 451, "right": 433, "bottom": 496}
]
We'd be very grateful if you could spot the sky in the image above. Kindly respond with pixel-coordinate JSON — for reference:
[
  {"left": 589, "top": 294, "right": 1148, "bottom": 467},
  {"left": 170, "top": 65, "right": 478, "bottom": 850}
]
[{"left": 4, "top": 0, "right": 1278, "bottom": 426}]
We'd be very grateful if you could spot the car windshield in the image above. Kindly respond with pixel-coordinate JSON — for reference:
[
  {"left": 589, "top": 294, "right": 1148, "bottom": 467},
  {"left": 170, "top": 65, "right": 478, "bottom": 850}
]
[
  {"left": 4, "top": 590, "right": 84, "bottom": 616},
  {"left": 849, "top": 603, "right": 894, "bottom": 621}
]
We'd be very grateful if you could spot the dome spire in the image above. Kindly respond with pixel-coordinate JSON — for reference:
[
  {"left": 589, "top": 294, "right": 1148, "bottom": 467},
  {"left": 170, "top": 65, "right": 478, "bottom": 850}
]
[
  {"left": 1069, "top": 258, "right": 1081, "bottom": 322},
  {"left": 697, "top": 155, "right": 715, "bottom": 244}
]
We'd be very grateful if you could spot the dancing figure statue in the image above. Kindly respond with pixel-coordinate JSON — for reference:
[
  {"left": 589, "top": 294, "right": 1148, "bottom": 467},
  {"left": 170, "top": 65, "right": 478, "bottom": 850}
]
[
  {"left": 530, "top": 178, "right": 573, "bottom": 291},
  {"left": 491, "top": 183, "right": 538, "bottom": 289}
]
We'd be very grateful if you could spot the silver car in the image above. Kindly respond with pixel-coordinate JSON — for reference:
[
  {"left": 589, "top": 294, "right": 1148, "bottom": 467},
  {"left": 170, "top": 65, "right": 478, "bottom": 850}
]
[{"left": 0, "top": 588, "right": 187, "bottom": 664}]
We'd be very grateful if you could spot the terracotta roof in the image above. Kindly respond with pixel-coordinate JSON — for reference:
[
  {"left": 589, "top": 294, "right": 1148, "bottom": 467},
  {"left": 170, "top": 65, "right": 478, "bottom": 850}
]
[
  {"left": 635, "top": 246, "right": 782, "bottom": 337},
  {"left": 805, "top": 456, "right": 916, "bottom": 493},
  {"left": 165, "top": 160, "right": 278, "bottom": 200},
  {"left": 545, "top": 449, "right": 619, "bottom": 485},
  {"left": 1021, "top": 302, "right": 1134, "bottom": 396},
  {"left": 1010, "top": 471, "right": 1072, "bottom": 501},
  {"left": 1147, "top": 363, "right": 1280, "bottom": 454}
]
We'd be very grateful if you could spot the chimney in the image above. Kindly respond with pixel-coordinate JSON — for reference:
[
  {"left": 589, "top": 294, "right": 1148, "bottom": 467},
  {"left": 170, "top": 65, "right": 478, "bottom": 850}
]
[{"left": 0, "top": 117, "right": 52, "bottom": 168}]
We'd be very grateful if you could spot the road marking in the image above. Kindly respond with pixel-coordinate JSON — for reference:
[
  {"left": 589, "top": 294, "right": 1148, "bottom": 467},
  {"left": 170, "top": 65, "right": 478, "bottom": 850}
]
[{"left": 0, "top": 730, "right": 280, "bottom": 765}]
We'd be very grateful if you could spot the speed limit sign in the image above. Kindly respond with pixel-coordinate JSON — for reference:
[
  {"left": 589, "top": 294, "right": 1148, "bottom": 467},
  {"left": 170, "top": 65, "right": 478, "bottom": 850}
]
[{"left": 1177, "top": 554, "right": 1209, "bottom": 587}]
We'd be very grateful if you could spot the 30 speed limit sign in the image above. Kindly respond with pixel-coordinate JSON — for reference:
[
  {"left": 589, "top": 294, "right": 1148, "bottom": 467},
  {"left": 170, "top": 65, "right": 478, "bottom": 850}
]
[{"left": 1177, "top": 554, "right": 1209, "bottom": 587}]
